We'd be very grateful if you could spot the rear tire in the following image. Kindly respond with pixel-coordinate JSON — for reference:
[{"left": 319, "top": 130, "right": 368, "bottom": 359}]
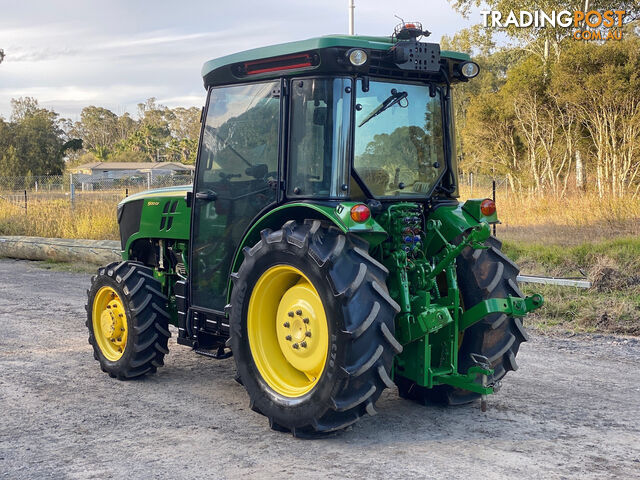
[
  {"left": 230, "top": 220, "right": 401, "bottom": 437},
  {"left": 86, "top": 261, "right": 171, "bottom": 380},
  {"left": 396, "top": 236, "right": 527, "bottom": 405}
]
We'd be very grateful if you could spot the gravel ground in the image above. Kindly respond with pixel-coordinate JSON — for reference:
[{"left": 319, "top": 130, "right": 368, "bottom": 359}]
[{"left": 1, "top": 258, "right": 639, "bottom": 479}]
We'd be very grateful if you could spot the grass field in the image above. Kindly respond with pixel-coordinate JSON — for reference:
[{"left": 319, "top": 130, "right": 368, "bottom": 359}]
[
  {"left": 0, "top": 196, "right": 118, "bottom": 240},
  {"left": 459, "top": 185, "right": 640, "bottom": 245},
  {"left": 502, "top": 237, "right": 640, "bottom": 336},
  {"left": 1, "top": 190, "right": 638, "bottom": 335}
]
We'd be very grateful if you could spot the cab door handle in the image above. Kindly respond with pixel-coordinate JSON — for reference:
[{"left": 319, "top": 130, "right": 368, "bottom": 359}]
[{"left": 195, "top": 190, "right": 218, "bottom": 201}]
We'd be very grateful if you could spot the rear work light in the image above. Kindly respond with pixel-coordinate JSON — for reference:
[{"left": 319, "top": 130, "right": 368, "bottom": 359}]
[
  {"left": 350, "top": 204, "right": 371, "bottom": 223},
  {"left": 346, "top": 48, "right": 367, "bottom": 66},
  {"left": 460, "top": 61, "right": 480, "bottom": 79},
  {"left": 480, "top": 198, "right": 496, "bottom": 216},
  {"left": 241, "top": 52, "right": 318, "bottom": 76}
]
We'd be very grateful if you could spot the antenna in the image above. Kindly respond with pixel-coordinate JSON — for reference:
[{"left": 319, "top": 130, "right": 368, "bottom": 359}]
[{"left": 349, "top": 0, "right": 355, "bottom": 35}]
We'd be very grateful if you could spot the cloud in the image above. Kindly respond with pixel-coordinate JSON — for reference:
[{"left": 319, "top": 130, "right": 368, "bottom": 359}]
[
  {"left": 0, "top": 0, "right": 473, "bottom": 118},
  {"left": 157, "top": 95, "right": 205, "bottom": 108},
  {"left": 99, "top": 31, "right": 226, "bottom": 49}
]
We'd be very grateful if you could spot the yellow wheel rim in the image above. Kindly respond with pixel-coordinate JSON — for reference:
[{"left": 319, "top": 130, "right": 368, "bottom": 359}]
[
  {"left": 247, "top": 265, "right": 329, "bottom": 398},
  {"left": 92, "top": 286, "right": 128, "bottom": 361}
]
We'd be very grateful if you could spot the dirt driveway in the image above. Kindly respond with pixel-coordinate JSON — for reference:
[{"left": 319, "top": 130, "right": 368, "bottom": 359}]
[{"left": 1, "top": 258, "right": 639, "bottom": 479}]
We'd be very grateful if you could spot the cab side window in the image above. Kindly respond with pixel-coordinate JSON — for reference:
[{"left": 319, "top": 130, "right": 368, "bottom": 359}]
[{"left": 191, "top": 81, "right": 281, "bottom": 312}]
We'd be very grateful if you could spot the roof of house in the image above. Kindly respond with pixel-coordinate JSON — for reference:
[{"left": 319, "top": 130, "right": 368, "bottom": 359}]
[{"left": 71, "top": 162, "right": 195, "bottom": 172}]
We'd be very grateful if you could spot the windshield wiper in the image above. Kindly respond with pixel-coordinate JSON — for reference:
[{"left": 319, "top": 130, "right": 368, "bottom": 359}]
[{"left": 358, "top": 88, "right": 408, "bottom": 127}]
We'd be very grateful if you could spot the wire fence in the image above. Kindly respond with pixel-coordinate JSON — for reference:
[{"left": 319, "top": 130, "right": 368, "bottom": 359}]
[
  {"left": 0, "top": 171, "right": 195, "bottom": 209},
  {"left": 0, "top": 171, "right": 507, "bottom": 213},
  {"left": 458, "top": 172, "right": 510, "bottom": 200}
]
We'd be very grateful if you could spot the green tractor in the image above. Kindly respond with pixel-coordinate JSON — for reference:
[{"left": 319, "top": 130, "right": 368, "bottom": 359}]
[{"left": 86, "top": 22, "right": 543, "bottom": 437}]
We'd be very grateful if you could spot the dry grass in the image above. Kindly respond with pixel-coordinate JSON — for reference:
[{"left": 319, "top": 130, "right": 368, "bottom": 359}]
[
  {"left": 2, "top": 189, "right": 636, "bottom": 244},
  {"left": 0, "top": 197, "right": 118, "bottom": 240},
  {"left": 1, "top": 191, "right": 638, "bottom": 335},
  {"left": 501, "top": 233, "right": 640, "bottom": 337},
  {"left": 523, "top": 284, "right": 640, "bottom": 336},
  {"left": 459, "top": 187, "right": 640, "bottom": 245},
  {"left": 458, "top": 186, "right": 640, "bottom": 336}
]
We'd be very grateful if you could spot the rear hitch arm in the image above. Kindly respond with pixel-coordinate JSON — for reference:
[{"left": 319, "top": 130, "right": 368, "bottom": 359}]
[{"left": 459, "top": 293, "right": 544, "bottom": 331}]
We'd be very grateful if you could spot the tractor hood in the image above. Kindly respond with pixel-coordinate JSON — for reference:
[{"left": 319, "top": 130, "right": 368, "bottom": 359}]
[{"left": 119, "top": 185, "right": 192, "bottom": 206}]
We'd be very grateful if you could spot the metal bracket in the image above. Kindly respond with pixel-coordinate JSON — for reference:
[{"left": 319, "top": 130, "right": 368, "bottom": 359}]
[
  {"left": 470, "top": 353, "right": 491, "bottom": 412},
  {"left": 194, "top": 346, "right": 233, "bottom": 359},
  {"left": 395, "top": 307, "right": 453, "bottom": 344},
  {"left": 433, "top": 362, "right": 494, "bottom": 396},
  {"left": 460, "top": 294, "right": 544, "bottom": 331}
]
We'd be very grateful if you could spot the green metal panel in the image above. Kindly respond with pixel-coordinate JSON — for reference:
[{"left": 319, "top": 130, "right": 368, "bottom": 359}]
[
  {"left": 119, "top": 186, "right": 192, "bottom": 258},
  {"left": 227, "top": 202, "right": 388, "bottom": 302},
  {"left": 201, "top": 35, "right": 470, "bottom": 79},
  {"left": 424, "top": 202, "right": 493, "bottom": 254},
  {"left": 461, "top": 198, "right": 499, "bottom": 223},
  {"left": 121, "top": 185, "right": 192, "bottom": 205}
]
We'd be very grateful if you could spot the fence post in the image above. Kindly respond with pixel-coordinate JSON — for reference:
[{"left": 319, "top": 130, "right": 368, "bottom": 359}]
[
  {"left": 125, "top": 188, "right": 129, "bottom": 198},
  {"left": 147, "top": 172, "right": 151, "bottom": 189},
  {"left": 24, "top": 190, "right": 27, "bottom": 215},
  {"left": 492, "top": 179, "right": 497, "bottom": 236},
  {"left": 70, "top": 173, "right": 75, "bottom": 205},
  {"left": 470, "top": 172, "right": 474, "bottom": 196}
]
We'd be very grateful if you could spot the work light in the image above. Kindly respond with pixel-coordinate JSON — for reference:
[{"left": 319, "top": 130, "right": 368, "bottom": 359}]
[
  {"left": 347, "top": 48, "right": 368, "bottom": 66},
  {"left": 460, "top": 61, "right": 480, "bottom": 78}
]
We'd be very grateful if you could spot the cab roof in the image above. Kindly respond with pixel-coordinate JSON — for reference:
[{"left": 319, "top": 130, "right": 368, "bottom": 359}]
[{"left": 201, "top": 34, "right": 470, "bottom": 86}]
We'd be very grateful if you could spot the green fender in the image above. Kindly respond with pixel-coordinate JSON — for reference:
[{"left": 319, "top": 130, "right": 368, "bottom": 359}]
[
  {"left": 425, "top": 199, "right": 498, "bottom": 256},
  {"left": 227, "top": 202, "right": 387, "bottom": 303}
]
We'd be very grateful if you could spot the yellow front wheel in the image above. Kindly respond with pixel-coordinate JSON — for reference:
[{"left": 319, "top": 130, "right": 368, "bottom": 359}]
[
  {"left": 86, "top": 261, "right": 171, "bottom": 380},
  {"left": 92, "top": 286, "right": 128, "bottom": 361}
]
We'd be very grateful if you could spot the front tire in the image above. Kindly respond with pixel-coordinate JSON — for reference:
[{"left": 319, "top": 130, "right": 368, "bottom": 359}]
[
  {"left": 230, "top": 220, "right": 401, "bottom": 437},
  {"left": 86, "top": 261, "right": 171, "bottom": 379}
]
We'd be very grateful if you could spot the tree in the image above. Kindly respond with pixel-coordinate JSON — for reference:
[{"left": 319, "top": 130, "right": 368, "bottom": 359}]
[
  {"left": 72, "top": 106, "right": 121, "bottom": 159},
  {"left": 10, "top": 97, "right": 40, "bottom": 122},
  {"left": 114, "top": 98, "right": 172, "bottom": 162},
  {"left": 0, "top": 145, "right": 20, "bottom": 180},
  {"left": 452, "top": 7, "right": 640, "bottom": 197},
  {"left": 0, "top": 98, "right": 66, "bottom": 176},
  {"left": 0, "top": 48, "right": 5, "bottom": 64},
  {"left": 167, "top": 107, "right": 200, "bottom": 164},
  {"left": 57, "top": 97, "right": 203, "bottom": 165},
  {"left": 552, "top": 32, "right": 640, "bottom": 197},
  {"left": 449, "top": 1, "right": 640, "bottom": 65}
]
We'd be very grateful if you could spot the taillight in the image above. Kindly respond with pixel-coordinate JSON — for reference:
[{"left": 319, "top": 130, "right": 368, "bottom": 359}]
[
  {"left": 243, "top": 53, "right": 314, "bottom": 75},
  {"left": 350, "top": 204, "right": 371, "bottom": 223},
  {"left": 480, "top": 198, "right": 496, "bottom": 216}
]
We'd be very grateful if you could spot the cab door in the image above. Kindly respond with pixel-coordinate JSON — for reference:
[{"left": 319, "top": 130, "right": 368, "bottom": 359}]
[{"left": 190, "top": 81, "right": 282, "bottom": 312}]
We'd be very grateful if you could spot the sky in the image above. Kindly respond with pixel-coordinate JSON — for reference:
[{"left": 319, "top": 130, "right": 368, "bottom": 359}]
[{"left": 0, "top": 0, "right": 476, "bottom": 121}]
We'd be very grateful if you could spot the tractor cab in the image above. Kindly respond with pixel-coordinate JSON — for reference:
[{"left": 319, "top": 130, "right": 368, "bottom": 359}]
[{"left": 191, "top": 23, "right": 479, "bottom": 312}]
